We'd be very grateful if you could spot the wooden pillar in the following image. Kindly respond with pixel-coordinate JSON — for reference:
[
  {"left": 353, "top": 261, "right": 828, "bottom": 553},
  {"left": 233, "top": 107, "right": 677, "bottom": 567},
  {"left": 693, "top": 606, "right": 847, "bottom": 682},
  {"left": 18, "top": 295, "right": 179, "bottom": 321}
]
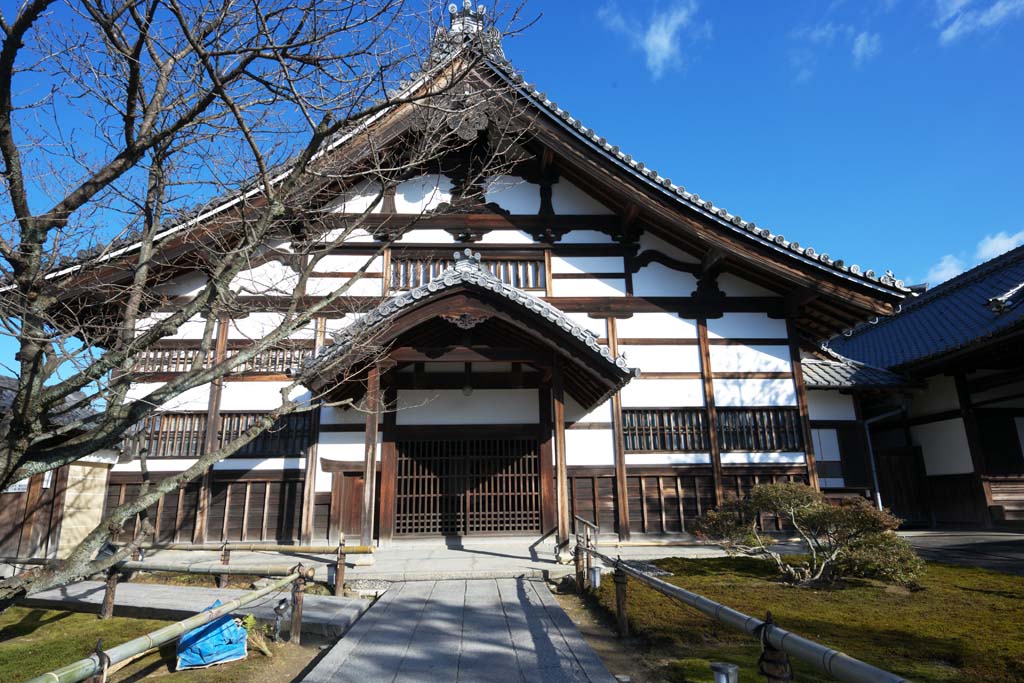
[
  {"left": 301, "top": 316, "right": 328, "bottom": 544},
  {"left": 538, "top": 385, "right": 556, "bottom": 534},
  {"left": 607, "top": 318, "right": 631, "bottom": 541},
  {"left": 552, "top": 360, "right": 570, "bottom": 547},
  {"left": 697, "top": 319, "right": 724, "bottom": 504},
  {"left": 954, "top": 373, "right": 992, "bottom": 526},
  {"left": 787, "top": 321, "right": 819, "bottom": 491},
  {"left": 195, "top": 317, "right": 229, "bottom": 544},
  {"left": 360, "top": 366, "right": 381, "bottom": 547},
  {"left": 377, "top": 384, "right": 398, "bottom": 545}
]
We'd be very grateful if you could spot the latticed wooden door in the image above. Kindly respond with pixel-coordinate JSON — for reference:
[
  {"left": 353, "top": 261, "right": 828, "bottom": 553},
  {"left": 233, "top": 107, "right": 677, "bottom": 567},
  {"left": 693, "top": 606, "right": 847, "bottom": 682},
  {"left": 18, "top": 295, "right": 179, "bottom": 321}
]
[{"left": 395, "top": 438, "right": 541, "bottom": 536}]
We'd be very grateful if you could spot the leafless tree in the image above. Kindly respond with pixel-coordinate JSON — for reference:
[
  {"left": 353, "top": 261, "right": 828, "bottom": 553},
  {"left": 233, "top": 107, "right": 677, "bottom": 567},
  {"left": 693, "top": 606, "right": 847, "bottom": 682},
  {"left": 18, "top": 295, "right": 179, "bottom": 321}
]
[{"left": 0, "top": 0, "right": 530, "bottom": 608}]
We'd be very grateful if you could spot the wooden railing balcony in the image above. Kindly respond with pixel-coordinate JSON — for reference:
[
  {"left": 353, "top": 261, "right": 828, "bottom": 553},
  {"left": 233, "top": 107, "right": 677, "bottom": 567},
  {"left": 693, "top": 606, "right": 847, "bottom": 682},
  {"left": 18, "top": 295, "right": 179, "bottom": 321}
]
[
  {"left": 622, "top": 408, "right": 709, "bottom": 453},
  {"left": 128, "top": 411, "right": 314, "bottom": 458},
  {"left": 717, "top": 407, "right": 804, "bottom": 452},
  {"left": 132, "top": 347, "right": 313, "bottom": 376},
  {"left": 389, "top": 255, "right": 546, "bottom": 291}
]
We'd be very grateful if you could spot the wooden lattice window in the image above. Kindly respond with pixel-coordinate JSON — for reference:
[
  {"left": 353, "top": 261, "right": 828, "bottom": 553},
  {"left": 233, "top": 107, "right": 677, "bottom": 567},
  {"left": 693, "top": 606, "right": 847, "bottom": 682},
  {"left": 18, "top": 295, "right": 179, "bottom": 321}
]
[
  {"left": 134, "top": 346, "right": 312, "bottom": 375},
  {"left": 717, "top": 407, "right": 804, "bottom": 452},
  {"left": 622, "top": 408, "right": 710, "bottom": 452},
  {"left": 224, "top": 347, "right": 314, "bottom": 374},
  {"left": 390, "top": 253, "right": 546, "bottom": 290},
  {"left": 219, "top": 412, "right": 314, "bottom": 458},
  {"left": 133, "top": 349, "right": 214, "bottom": 373},
  {"left": 133, "top": 413, "right": 209, "bottom": 458}
]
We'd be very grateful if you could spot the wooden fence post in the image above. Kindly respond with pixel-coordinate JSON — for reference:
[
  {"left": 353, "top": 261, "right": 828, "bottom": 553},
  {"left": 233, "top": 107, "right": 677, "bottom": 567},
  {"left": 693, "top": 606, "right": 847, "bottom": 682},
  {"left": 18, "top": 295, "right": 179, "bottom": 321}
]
[
  {"left": 574, "top": 544, "right": 585, "bottom": 593},
  {"left": 100, "top": 568, "right": 119, "bottom": 620},
  {"left": 290, "top": 566, "right": 305, "bottom": 645},
  {"left": 217, "top": 545, "right": 231, "bottom": 588},
  {"left": 613, "top": 566, "right": 629, "bottom": 637},
  {"left": 334, "top": 541, "right": 346, "bottom": 597},
  {"left": 758, "top": 612, "right": 792, "bottom": 683}
]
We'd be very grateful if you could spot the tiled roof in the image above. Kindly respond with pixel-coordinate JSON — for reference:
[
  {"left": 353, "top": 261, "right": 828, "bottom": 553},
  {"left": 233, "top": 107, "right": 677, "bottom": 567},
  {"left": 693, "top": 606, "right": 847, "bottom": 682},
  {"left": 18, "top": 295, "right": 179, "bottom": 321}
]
[
  {"left": 829, "top": 245, "right": 1024, "bottom": 370},
  {"left": 801, "top": 359, "right": 908, "bottom": 390},
  {"left": 0, "top": 377, "right": 95, "bottom": 428}
]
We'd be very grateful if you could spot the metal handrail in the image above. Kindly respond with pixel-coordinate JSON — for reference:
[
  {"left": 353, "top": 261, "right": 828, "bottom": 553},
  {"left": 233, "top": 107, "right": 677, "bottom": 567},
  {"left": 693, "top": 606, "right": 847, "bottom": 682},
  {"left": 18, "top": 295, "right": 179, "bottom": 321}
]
[
  {"left": 582, "top": 547, "right": 908, "bottom": 683},
  {"left": 22, "top": 570, "right": 308, "bottom": 683}
]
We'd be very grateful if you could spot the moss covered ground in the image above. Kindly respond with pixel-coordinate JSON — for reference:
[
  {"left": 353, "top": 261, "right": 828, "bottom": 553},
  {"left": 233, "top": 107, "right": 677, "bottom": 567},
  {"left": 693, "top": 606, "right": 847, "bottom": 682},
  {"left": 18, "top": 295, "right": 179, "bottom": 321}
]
[{"left": 588, "top": 558, "right": 1024, "bottom": 683}]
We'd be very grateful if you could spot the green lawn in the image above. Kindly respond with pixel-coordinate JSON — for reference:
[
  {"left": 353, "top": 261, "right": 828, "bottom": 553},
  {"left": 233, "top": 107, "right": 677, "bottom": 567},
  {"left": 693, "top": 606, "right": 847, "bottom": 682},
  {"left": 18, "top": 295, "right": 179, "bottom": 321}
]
[
  {"left": 592, "top": 558, "right": 1024, "bottom": 683},
  {"left": 0, "top": 606, "right": 318, "bottom": 682}
]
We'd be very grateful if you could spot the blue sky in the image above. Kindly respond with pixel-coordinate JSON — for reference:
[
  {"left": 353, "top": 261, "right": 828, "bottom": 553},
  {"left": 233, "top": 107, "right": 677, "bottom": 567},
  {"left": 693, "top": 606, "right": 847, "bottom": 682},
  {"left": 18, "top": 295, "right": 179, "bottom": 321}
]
[{"left": 503, "top": 0, "right": 1024, "bottom": 286}]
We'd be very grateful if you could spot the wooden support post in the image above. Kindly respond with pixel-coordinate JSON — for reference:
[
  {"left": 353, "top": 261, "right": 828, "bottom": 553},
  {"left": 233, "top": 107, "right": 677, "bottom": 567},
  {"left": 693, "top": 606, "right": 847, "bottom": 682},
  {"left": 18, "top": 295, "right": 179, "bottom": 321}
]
[
  {"left": 574, "top": 544, "right": 585, "bottom": 594},
  {"left": 100, "top": 568, "right": 119, "bottom": 620},
  {"left": 584, "top": 527, "right": 592, "bottom": 578},
  {"left": 334, "top": 540, "right": 346, "bottom": 597},
  {"left": 195, "top": 318, "right": 229, "bottom": 544},
  {"left": 607, "top": 318, "right": 631, "bottom": 540},
  {"left": 217, "top": 546, "right": 231, "bottom": 588},
  {"left": 552, "top": 361, "right": 570, "bottom": 552},
  {"left": 697, "top": 319, "right": 725, "bottom": 505},
  {"left": 538, "top": 385, "right": 556, "bottom": 534},
  {"left": 787, "top": 321, "right": 819, "bottom": 491},
  {"left": 361, "top": 366, "right": 381, "bottom": 548},
  {"left": 758, "top": 612, "right": 792, "bottom": 683},
  {"left": 378, "top": 384, "right": 398, "bottom": 545},
  {"left": 290, "top": 567, "right": 305, "bottom": 645},
  {"left": 613, "top": 566, "right": 629, "bottom": 637}
]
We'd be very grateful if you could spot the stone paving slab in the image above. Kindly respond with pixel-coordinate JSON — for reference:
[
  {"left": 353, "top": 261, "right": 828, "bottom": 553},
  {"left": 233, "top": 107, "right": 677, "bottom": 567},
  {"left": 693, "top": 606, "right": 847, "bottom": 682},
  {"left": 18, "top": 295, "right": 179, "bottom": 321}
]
[
  {"left": 302, "top": 578, "right": 616, "bottom": 683},
  {"left": 24, "top": 581, "right": 369, "bottom": 638}
]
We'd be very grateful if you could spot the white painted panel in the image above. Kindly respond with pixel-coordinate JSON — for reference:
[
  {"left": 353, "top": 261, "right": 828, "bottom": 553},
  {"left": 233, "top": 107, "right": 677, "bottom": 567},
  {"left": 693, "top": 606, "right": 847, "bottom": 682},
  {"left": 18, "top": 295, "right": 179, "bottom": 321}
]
[
  {"left": 565, "top": 313, "right": 606, "bottom": 337},
  {"left": 306, "top": 276, "right": 383, "bottom": 297},
  {"left": 396, "top": 389, "right": 538, "bottom": 425},
  {"left": 312, "top": 254, "right": 383, "bottom": 273},
  {"left": 717, "top": 273, "right": 779, "bottom": 297},
  {"left": 154, "top": 271, "right": 208, "bottom": 298},
  {"left": 551, "top": 179, "right": 613, "bottom": 214},
  {"left": 483, "top": 175, "right": 540, "bottom": 214},
  {"left": 619, "top": 345, "right": 701, "bottom": 373},
  {"left": 394, "top": 228, "right": 457, "bottom": 244},
  {"left": 637, "top": 233, "right": 699, "bottom": 264},
  {"left": 220, "top": 381, "right": 308, "bottom": 411},
  {"left": 909, "top": 375, "right": 960, "bottom": 417},
  {"left": 620, "top": 379, "right": 704, "bottom": 408},
  {"left": 214, "top": 458, "right": 305, "bottom": 471},
  {"left": 626, "top": 453, "right": 711, "bottom": 465},
  {"left": 615, "top": 313, "right": 697, "bottom": 339},
  {"left": 710, "top": 345, "right": 791, "bottom": 373},
  {"left": 394, "top": 174, "right": 453, "bottom": 213},
  {"left": 706, "top": 313, "right": 788, "bottom": 339},
  {"left": 632, "top": 263, "right": 700, "bottom": 297},
  {"left": 326, "top": 179, "right": 383, "bottom": 214},
  {"left": 721, "top": 452, "right": 806, "bottom": 465},
  {"left": 713, "top": 379, "right": 797, "bottom": 407},
  {"left": 127, "top": 382, "right": 209, "bottom": 411},
  {"left": 231, "top": 260, "right": 298, "bottom": 296},
  {"left": 559, "top": 230, "right": 614, "bottom": 244},
  {"left": 566, "top": 429, "right": 614, "bottom": 466},
  {"left": 812, "top": 429, "right": 842, "bottom": 461},
  {"left": 323, "top": 227, "right": 378, "bottom": 243},
  {"left": 565, "top": 396, "right": 612, "bottom": 423},
  {"left": 478, "top": 230, "right": 536, "bottom": 245},
  {"left": 551, "top": 278, "right": 626, "bottom": 297},
  {"left": 318, "top": 431, "right": 380, "bottom": 462},
  {"left": 314, "top": 457, "right": 333, "bottom": 493},
  {"left": 320, "top": 405, "right": 367, "bottom": 425},
  {"left": 807, "top": 391, "right": 857, "bottom": 421},
  {"left": 911, "top": 419, "right": 974, "bottom": 475},
  {"left": 229, "top": 312, "right": 315, "bottom": 340},
  {"left": 137, "top": 313, "right": 211, "bottom": 340},
  {"left": 550, "top": 256, "right": 623, "bottom": 275},
  {"left": 113, "top": 458, "right": 198, "bottom": 472}
]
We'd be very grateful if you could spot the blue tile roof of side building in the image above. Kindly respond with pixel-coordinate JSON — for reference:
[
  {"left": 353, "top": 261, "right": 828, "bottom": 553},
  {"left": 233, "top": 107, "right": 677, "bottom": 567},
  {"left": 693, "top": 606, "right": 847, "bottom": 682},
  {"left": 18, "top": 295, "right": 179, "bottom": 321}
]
[{"left": 829, "top": 245, "right": 1024, "bottom": 371}]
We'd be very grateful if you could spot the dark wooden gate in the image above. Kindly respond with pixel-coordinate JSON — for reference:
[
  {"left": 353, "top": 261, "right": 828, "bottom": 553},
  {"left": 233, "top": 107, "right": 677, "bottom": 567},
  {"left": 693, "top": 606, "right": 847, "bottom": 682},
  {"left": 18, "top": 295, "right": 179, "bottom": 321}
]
[
  {"left": 395, "top": 438, "right": 541, "bottom": 536},
  {"left": 875, "top": 446, "right": 930, "bottom": 526}
]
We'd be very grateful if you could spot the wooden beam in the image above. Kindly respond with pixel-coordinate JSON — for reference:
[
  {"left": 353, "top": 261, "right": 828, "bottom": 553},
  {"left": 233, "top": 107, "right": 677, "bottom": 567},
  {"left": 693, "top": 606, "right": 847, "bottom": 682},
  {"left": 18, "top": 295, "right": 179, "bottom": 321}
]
[
  {"left": 787, "top": 321, "right": 819, "bottom": 491},
  {"left": 194, "top": 317, "right": 229, "bottom": 544},
  {"left": 377, "top": 384, "right": 398, "bottom": 546},
  {"left": 360, "top": 366, "right": 381, "bottom": 547},
  {"left": 954, "top": 373, "right": 992, "bottom": 523},
  {"left": 552, "top": 360, "right": 570, "bottom": 547},
  {"left": 607, "top": 318, "right": 631, "bottom": 541},
  {"left": 697, "top": 319, "right": 724, "bottom": 505},
  {"left": 299, "top": 408, "right": 320, "bottom": 545},
  {"left": 538, "top": 385, "right": 556, "bottom": 534}
]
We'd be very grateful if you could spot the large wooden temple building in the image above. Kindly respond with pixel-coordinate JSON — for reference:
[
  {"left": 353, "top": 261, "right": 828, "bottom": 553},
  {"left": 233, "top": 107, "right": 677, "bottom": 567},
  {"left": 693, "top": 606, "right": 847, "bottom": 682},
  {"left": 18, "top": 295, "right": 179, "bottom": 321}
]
[{"left": 4, "top": 4, "right": 934, "bottom": 560}]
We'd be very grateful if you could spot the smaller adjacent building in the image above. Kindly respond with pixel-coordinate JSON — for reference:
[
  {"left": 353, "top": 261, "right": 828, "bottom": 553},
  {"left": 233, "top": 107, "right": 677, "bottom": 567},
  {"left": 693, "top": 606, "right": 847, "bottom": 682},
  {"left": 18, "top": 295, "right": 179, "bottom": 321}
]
[{"left": 832, "top": 244, "right": 1024, "bottom": 527}]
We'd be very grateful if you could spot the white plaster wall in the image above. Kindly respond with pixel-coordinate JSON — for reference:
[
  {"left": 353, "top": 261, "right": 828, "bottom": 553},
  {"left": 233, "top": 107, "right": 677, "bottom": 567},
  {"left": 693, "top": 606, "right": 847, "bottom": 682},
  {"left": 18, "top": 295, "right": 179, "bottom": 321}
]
[
  {"left": 322, "top": 227, "right": 378, "bottom": 243},
  {"left": 312, "top": 254, "right": 383, "bottom": 273},
  {"left": 565, "top": 429, "right": 614, "bottom": 466},
  {"left": 807, "top": 391, "right": 857, "bottom": 421},
  {"left": 632, "top": 263, "right": 700, "bottom": 298},
  {"left": 550, "top": 256, "right": 623, "bottom": 275},
  {"left": 625, "top": 453, "right": 711, "bottom": 465},
  {"left": 551, "top": 179, "right": 613, "bottom": 214},
  {"left": 394, "top": 174, "right": 453, "bottom": 213},
  {"left": 717, "top": 273, "right": 779, "bottom": 297},
  {"left": 637, "top": 233, "right": 699, "bottom": 264},
  {"left": 318, "top": 432, "right": 381, "bottom": 463},
  {"left": 565, "top": 313, "right": 606, "bottom": 337},
  {"left": 483, "top": 175, "right": 540, "bottom": 214},
  {"left": 911, "top": 418, "right": 974, "bottom": 475},
  {"left": 565, "top": 396, "right": 612, "bottom": 424},
  {"left": 713, "top": 379, "right": 797, "bottom": 407},
  {"left": 219, "top": 381, "right": 308, "bottom": 411},
  {"left": 230, "top": 260, "right": 298, "bottom": 296},
  {"left": 320, "top": 405, "right": 371, "bottom": 425},
  {"left": 127, "top": 382, "right": 210, "bottom": 411},
  {"left": 395, "top": 389, "right": 538, "bottom": 424},
  {"left": 306, "top": 276, "right": 383, "bottom": 297},
  {"left": 326, "top": 179, "right": 383, "bottom": 214},
  {"left": 706, "top": 313, "right": 788, "bottom": 339},
  {"left": 615, "top": 313, "right": 697, "bottom": 339},
  {"left": 214, "top": 458, "right": 304, "bottom": 471},
  {"left": 620, "top": 379, "right": 704, "bottom": 407},
  {"left": 324, "top": 314, "right": 361, "bottom": 336},
  {"left": 113, "top": 458, "right": 197, "bottom": 472},
  {"left": 721, "top": 452, "right": 806, "bottom": 465},
  {"left": 137, "top": 313, "right": 211, "bottom": 340},
  {"left": 559, "top": 230, "right": 614, "bottom": 244},
  {"left": 477, "top": 230, "right": 536, "bottom": 245},
  {"left": 709, "top": 345, "right": 791, "bottom": 373},
  {"left": 229, "top": 312, "right": 315, "bottom": 340},
  {"left": 619, "top": 345, "right": 701, "bottom": 373},
  {"left": 153, "top": 271, "right": 209, "bottom": 298},
  {"left": 551, "top": 278, "right": 626, "bottom": 297},
  {"left": 394, "top": 228, "right": 457, "bottom": 244},
  {"left": 910, "top": 375, "right": 961, "bottom": 417}
]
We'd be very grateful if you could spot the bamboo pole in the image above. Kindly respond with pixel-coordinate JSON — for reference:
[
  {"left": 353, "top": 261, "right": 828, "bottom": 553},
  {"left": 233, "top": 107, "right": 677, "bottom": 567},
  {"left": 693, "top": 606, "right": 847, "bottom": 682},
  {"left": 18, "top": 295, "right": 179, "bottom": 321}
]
[
  {"left": 23, "top": 571, "right": 309, "bottom": 683},
  {"left": 112, "top": 542, "right": 374, "bottom": 554},
  {"left": 114, "top": 560, "right": 307, "bottom": 576}
]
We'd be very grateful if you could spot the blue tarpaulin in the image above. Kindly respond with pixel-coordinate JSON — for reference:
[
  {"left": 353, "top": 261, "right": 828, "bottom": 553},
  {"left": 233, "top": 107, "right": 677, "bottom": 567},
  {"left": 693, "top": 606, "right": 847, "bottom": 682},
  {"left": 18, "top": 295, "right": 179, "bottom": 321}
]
[{"left": 176, "top": 600, "right": 248, "bottom": 670}]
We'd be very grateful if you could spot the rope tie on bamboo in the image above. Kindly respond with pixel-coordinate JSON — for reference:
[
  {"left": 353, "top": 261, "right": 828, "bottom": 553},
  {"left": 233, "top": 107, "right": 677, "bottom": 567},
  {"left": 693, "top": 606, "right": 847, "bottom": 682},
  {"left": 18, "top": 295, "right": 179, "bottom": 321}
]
[{"left": 755, "top": 611, "right": 793, "bottom": 682}]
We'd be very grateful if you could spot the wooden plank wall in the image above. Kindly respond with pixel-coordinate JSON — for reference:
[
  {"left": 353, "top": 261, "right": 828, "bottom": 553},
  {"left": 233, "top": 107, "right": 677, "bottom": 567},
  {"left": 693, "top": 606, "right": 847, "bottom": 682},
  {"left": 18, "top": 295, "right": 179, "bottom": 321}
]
[{"left": 0, "top": 468, "right": 68, "bottom": 558}]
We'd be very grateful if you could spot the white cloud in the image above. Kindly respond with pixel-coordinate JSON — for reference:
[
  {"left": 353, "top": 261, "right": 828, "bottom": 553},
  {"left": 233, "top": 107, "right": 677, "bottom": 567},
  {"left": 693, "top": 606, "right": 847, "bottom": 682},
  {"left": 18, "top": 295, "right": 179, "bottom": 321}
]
[
  {"left": 597, "top": 1, "right": 705, "bottom": 79},
  {"left": 924, "top": 254, "right": 966, "bottom": 284},
  {"left": 937, "top": 0, "right": 1024, "bottom": 44},
  {"left": 852, "top": 31, "right": 882, "bottom": 64},
  {"left": 790, "top": 22, "right": 852, "bottom": 45},
  {"left": 976, "top": 230, "right": 1024, "bottom": 259}
]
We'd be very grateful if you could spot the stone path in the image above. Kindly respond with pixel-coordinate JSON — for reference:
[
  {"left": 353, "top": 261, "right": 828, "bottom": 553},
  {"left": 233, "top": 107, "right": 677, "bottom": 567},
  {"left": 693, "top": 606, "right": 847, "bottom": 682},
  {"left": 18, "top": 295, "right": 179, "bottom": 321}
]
[
  {"left": 24, "top": 580, "right": 369, "bottom": 638},
  {"left": 302, "top": 578, "right": 616, "bottom": 683}
]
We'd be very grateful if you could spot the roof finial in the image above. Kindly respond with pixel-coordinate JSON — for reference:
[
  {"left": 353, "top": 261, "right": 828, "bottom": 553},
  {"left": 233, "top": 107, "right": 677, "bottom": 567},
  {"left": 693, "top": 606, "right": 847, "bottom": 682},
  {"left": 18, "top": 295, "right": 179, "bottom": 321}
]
[{"left": 448, "top": 2, "right": 487, "bottom": 33}]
